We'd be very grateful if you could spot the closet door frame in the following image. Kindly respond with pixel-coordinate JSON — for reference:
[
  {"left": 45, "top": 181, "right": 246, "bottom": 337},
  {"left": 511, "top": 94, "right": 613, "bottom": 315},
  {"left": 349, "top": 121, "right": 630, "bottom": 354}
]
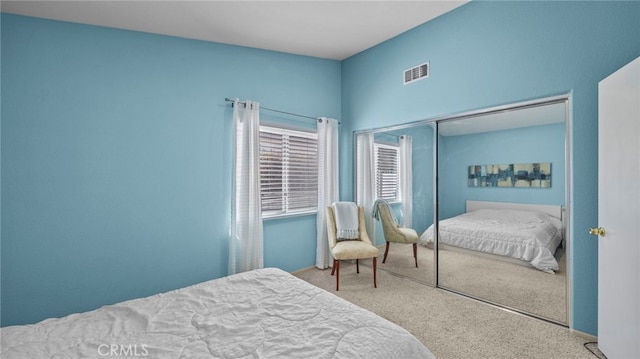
[{"left": 352, "top": 93, "right": 571, "bottom": 327}]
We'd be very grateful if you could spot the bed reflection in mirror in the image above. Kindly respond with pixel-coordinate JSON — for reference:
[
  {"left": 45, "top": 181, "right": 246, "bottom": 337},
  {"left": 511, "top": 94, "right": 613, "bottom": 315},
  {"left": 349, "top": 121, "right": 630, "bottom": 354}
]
[
  {"left": 434, "top": 100, "right": 568, "bottom": 324},
  {"left": 354, "top": 123, "right": 436, "bottom": 286}
]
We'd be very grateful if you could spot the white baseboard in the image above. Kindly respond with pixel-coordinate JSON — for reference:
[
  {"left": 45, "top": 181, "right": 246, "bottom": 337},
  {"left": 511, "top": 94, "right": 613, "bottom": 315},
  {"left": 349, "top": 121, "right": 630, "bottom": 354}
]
[
  {"left": 291, "top": 266, "right": 319, "bottom": 275},
  {"left": 570, "top": 328, "right": 597, "bottom": 341}
]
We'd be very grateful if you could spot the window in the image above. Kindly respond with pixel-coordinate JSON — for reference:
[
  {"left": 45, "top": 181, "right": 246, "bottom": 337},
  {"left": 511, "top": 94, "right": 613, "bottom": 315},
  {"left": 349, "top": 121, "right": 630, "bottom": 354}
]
[
  {"left": 259, "top": 125, "right": 318, "bottom": 218},
  {"left": 374, "top": 142, "right": 400, "bottom": 201}
]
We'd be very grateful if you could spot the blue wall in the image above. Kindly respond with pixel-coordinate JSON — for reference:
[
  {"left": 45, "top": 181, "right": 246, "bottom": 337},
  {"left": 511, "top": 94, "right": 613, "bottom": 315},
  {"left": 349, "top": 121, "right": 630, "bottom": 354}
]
[
  {"left": 439, "top": 123, "right": 565, "bottom": 219},
  {"left": 341, "top": 1, "right": 639, "bottom": 336},
  {"left": 1, "top": 14, "right": 340, "bottom": 326}
]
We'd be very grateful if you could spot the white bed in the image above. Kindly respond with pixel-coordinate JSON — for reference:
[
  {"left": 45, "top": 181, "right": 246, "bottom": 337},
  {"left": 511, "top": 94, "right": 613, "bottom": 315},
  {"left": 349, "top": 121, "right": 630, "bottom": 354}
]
[
  {"left": 419, "top": 201, "right": 564, "bottom": 273},
  {"left": 0, "top": 267, "right": 433, "bottom": 359}
]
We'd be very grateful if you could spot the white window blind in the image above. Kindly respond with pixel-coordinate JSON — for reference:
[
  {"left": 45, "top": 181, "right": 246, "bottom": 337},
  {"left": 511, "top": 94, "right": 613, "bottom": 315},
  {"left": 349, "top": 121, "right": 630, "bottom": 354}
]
[
  {"left": 374, "top": 143, "right": 399, "bottom": 201},
  {"left": 259, "top": 125, "right": 318, "bottom": 218}
]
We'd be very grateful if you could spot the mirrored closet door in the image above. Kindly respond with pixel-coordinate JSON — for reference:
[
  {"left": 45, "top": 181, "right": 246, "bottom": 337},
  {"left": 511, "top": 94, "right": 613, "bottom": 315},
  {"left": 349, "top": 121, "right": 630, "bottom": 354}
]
[
  {"left": 436, "top": 98, "right": 569, "bottom": 324},
  {"left": 354, "top": 123, "right": 436, "bottom": 286},
  {"left": 354, "top": 96, "right": 569, "bottom": 325}
]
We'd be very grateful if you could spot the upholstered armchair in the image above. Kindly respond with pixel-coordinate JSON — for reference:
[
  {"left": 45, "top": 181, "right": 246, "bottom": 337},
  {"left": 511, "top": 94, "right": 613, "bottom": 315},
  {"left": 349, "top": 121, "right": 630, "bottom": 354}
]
[
  {"left": 376, "top": 201, "right": 419, "bottom": 268},
  {"left": 326, "top": 205, "right": 379, "bottom": 291}
]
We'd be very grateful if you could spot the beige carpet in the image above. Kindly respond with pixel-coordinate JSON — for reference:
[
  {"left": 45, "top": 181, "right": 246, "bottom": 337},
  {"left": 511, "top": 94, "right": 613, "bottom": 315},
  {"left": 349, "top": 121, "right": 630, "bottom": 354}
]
[
  {"left": 438, "top": 246, "right": 566, "bottom": 323},
  {"left": 375, "top": 242, "right": 435, "bottom": 285},
  {"left": 369, "top": 242, "right": 566, "bottom": 323},
  {"left": 294, "top": 263, "right": 597, "bottom": 359}
]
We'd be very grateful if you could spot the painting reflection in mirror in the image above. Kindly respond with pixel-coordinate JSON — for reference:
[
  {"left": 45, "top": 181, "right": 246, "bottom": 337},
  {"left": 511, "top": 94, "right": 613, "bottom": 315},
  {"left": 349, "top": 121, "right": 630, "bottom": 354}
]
[
  {"left": 433, "top": 102, "right": 567, "bottom": 324},
  {"left": 355, "top": 123, "right": 435, "bottom": 285},
  {"left": 468, "top": 162, "right": 552, "bottom": 188}
]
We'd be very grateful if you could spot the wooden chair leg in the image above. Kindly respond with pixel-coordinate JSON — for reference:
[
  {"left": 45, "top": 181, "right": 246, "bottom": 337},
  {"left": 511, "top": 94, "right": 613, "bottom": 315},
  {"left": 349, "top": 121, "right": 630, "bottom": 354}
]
[
  {"left": 373, "top": 257, "right": 377, "bottom": 288},
  {"left": 356, "top": 259, "right": 360, "bottom": 273},
  {"left": 413, "top": 243, "right": 418, "bottom": 268},
  {"left": 383, "top": 241, "right": 390, "bottom": 263},
  {"left": 335, "top": 259, "right": 340, "bottom": 291}
]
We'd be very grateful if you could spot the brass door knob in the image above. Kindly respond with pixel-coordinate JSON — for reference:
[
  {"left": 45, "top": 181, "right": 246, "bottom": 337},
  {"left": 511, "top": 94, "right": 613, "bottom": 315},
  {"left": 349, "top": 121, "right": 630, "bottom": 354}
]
[{"left": 589, "top": 227, "right": 606, "bottom": 237}]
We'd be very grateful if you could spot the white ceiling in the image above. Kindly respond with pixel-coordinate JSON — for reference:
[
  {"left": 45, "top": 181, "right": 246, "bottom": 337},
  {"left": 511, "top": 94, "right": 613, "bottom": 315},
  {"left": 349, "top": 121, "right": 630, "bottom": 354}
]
[
  {"left": 1, "top": 1, "right": 468, "bottom": 60},
  {"left": 438, "top": 102, "right": 567, "bottom": 136}
]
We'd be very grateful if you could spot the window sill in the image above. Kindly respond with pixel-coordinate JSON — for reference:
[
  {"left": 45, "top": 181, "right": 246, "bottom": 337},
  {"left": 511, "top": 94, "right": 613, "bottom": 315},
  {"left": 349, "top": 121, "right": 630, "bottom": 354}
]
[{"left": 263, "top": 210, "right": 317, "bottom": 221}]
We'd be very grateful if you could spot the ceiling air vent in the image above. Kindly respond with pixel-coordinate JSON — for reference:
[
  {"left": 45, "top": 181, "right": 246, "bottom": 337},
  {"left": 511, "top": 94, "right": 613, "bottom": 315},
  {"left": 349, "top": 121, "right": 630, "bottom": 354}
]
[{"left": 403, "top": 62, "right": 429, "bottom": 84}]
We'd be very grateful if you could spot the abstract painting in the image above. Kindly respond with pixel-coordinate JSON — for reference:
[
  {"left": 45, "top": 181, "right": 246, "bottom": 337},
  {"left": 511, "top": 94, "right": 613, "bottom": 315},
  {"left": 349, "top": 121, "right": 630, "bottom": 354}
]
[{"left": 468, "top": 163, "right": 551, "bottom": 188}]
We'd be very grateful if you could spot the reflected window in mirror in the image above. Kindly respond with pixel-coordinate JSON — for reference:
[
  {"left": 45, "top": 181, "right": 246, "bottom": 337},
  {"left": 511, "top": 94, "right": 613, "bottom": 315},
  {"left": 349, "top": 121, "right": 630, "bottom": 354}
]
[
  {"left": 374, "top": 142, "right": 399, "bottom": 202},
  {"left": 355, "top": 126, "right": 434, "bottom": 286}
]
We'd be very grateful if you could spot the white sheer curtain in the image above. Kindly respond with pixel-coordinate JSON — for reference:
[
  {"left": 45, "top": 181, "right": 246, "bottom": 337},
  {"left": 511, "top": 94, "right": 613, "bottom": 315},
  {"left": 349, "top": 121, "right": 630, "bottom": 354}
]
[
  {"left": 356, "top": 133, "right": 376, "bottom": 237},
  {"left": 316, "top": 117, "right": 339, "bottom": 269},
  {"left": 229, "top": 99, "right": 264, "bottom": 275},
  {"left": 399, "top": 135, "right": 413, "bottom": 227}
]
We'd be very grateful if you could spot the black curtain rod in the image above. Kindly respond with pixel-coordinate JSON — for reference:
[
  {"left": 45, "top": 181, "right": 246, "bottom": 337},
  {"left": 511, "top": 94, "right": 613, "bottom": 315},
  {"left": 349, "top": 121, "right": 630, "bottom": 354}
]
[{"left": 225, "top": 98, "right": 319, "bottom": 121}]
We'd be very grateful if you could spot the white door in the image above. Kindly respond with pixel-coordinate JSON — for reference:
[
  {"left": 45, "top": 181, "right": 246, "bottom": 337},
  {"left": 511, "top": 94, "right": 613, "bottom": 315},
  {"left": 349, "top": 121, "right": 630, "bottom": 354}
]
[{"left": 596, "top": 56, "right": 640, "bottom": 359}]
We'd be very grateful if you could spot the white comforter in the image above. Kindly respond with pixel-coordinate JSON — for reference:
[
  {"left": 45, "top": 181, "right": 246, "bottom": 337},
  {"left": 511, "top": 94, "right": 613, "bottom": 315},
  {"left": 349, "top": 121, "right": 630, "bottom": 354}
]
[
  {"left": 1, "top": 267, "right": 433, "bottom": 359},
  {"left": 420, "top": 209, "right": 563, "bottom": 273}
]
